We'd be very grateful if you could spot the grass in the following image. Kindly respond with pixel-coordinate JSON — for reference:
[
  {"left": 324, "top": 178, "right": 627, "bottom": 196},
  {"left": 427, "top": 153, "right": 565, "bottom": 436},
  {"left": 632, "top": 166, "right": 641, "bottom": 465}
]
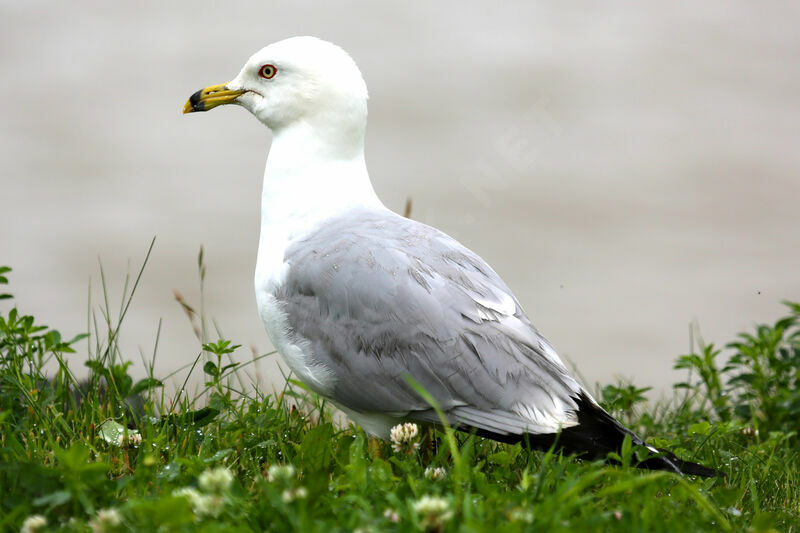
[{"left": 1, "top": 255, "right": 799, "bottom": 532}]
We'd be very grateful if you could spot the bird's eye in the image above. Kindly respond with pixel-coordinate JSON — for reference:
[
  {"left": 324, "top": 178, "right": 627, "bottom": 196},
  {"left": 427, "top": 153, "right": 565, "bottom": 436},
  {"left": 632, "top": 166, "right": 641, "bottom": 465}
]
[{"left": 259, "top": 64, "right": 277, "bottom": 79}]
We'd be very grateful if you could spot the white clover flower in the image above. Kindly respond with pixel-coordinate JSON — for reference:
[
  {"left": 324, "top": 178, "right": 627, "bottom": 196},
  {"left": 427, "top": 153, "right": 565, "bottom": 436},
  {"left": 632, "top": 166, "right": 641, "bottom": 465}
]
[
  {"left": 424, "top": 466, "right": 447, "bottom": 481},
  {"left": 389, "top": 423, "right": 420, "bottom": 453},
  {"left": 112, "top": 430, "right": 142, "bottom": 447},
  {"left": 173, "top": 487, "right": 212, "bottom": 516},
  {"left": 383, "top": 508, "right": 400, "bottom": 523},
  {"left": 173, "top": 486, "right": 227, "bottom": 518},
  {"left": 742, "top": 427, "right": 759, "bottom": 437},
  {"left": 174, "top": 486, "right": 207, "bottom": 507},
  {"left": 203, "top": 495, "right": 226, "bottom": 518},
  {"left": 89, "top": 508, "right": 123, "bottom": 532},
  {"left": 509, "top": 507, "right": 534, "bottom": 523},
  {"left": 413, "top": 495, "right": 453, "bottom": 531},
  {"left": 281, "top": 486, "right": 308, "bottom": 503},
  {"left": 267, "top": 464, "right": 297, "bottom": 484},
  {"left": 20, "top": 515, "right": 47, "bottom": 533},
  {"left": 199, "top": 467, "right": 234, "bottom": 493}
]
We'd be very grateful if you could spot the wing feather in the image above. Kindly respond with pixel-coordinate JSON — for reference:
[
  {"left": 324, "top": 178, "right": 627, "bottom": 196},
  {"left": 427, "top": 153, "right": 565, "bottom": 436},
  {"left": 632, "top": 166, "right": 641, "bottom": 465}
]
[{"left": 274, "top": 207, "right": 585, "bottom": 435}]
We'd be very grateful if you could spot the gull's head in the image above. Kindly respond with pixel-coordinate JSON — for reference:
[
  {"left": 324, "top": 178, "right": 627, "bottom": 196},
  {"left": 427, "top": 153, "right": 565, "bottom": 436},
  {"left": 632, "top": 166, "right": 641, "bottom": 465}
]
[{"left": 183, "top": 36, "right": 368, "bottom": 133}]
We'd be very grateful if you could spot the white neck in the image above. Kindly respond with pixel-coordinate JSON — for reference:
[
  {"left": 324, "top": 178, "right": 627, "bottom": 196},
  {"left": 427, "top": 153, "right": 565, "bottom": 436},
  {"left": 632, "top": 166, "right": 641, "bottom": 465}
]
[
  {"left": 255, "top": 118, "right": 384, "bottom": 290},
  {"left": 259, "top": 119, "right": 382, "bottom": 236}
]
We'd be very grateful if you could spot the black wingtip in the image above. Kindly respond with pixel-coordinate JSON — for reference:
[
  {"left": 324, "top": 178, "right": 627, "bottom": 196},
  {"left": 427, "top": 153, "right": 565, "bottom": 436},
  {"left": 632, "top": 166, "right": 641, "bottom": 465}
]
[
  {"left": 457, "top": 391, "right": 724, "bottom": 478},
  {"left": 565, "top": 392, "right": 725, "bottom": 478},
  {"left": 654, "top": 451, "right": 726, "bottom": 478}
]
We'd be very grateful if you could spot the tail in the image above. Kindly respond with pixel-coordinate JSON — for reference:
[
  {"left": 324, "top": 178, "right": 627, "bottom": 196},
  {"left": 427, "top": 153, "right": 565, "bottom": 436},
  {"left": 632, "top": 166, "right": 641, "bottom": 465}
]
[{"left": 470, "top": 392, "right": 724, "bottom": 478}]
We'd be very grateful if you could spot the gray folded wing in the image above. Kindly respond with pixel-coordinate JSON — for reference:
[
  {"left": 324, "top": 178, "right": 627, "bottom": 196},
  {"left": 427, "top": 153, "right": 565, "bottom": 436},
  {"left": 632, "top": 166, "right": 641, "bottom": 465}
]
[{"left": 274, "top": 207, "right": 586, "bottom": 436}]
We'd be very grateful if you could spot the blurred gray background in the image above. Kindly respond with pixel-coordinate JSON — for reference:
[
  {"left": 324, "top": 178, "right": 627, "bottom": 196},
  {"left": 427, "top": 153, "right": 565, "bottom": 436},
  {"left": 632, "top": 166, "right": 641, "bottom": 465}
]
[{"left": 2, "top": 1, "right": 799, "bottom": 399}]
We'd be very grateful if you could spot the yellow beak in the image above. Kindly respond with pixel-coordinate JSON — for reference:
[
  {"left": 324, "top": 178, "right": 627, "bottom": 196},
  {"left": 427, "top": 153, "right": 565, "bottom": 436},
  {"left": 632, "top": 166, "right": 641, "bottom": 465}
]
[{"left": 183, "top": 83, "right": 247, "bottom": 114}]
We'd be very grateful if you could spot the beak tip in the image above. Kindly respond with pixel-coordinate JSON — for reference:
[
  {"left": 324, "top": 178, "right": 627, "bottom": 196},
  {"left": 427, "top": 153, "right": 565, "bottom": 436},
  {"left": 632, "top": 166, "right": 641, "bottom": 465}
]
[
  {"left": 182, "top": 83, "right": 242, "bottom": 115},
  {"left": 183, "top": 96, "right": 201, "bottom": 114}
]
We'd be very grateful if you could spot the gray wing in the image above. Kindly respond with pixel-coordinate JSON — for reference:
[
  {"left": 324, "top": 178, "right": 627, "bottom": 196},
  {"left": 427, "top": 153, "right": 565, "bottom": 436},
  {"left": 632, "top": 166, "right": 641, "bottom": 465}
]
[{"left": 275, "top": 207, "right": 586, "bottom": 436}]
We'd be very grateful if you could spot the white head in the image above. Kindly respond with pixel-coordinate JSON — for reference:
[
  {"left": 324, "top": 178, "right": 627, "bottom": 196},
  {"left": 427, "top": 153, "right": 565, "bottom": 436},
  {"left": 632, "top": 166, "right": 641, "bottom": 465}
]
[{"left": 184, "top": 37, "right": 369, "bottom": 145}]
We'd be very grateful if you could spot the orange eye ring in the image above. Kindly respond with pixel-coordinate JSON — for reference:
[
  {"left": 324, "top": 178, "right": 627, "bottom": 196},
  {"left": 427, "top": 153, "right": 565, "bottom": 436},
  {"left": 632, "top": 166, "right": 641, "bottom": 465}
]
[{"left": 259, "top": 64, "right": 277, "bottom": 79}]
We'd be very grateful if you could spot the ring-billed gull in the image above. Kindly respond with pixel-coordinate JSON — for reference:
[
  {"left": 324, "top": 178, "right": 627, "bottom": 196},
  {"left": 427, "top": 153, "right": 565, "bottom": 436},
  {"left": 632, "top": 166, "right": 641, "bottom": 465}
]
[{"left": 183, "top": 36, "right": 720, "bottom": 477}]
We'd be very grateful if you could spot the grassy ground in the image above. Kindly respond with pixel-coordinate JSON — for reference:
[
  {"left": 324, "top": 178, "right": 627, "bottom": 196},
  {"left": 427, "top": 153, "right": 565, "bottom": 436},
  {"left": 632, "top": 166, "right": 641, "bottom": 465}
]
[{"left": 1, "top": 258, "right": 799, "bottom": 532}]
